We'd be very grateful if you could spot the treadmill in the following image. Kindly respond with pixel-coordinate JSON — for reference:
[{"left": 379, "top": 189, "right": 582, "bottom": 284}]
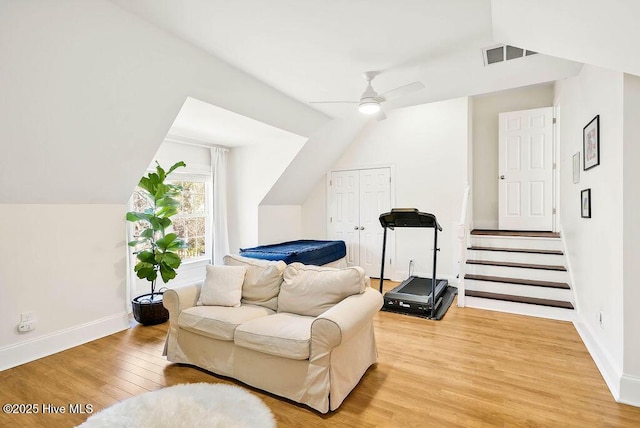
[{"left": 379, "top": 208, "right": 448, "bottom": 318}]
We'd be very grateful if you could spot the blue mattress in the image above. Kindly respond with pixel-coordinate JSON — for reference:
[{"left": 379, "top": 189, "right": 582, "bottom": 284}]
[{"left": 239, "top": 240, "right": 346, "bottom": 265}]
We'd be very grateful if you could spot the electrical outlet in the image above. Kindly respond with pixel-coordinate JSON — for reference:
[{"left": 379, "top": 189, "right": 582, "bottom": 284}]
[
  {"left": 17, "top": 321, "right": 35, "bottom": 332},
  {"left": 18, "top": 312, "right": 37, "bottom": 333}
]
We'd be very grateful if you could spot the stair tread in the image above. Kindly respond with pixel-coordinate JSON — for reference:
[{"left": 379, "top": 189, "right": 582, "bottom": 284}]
[
  {"left": 471, "top": 229, "right": 560, "bottom": 238},
  {"left": 468, "top": 246, "right": 563, "bottom": 255},
  {"left": 466, "top": 259, "right": 566, "bottom": 271},
  {"left": 464, "top": 274, "right": 571, "bottom": 289},
  {"left": 466, "top": 290, "right": 574, "bottom": 309}
]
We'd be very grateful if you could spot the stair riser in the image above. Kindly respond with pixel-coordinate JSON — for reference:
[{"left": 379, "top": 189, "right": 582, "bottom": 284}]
[
  {"left": 466, "top": 264, "right": 569, "bottom": 282},
  {"left": 465, "top": 279, "right": 572, "bottom": 302},
  {"left": 470, "top": 236, "right": 563, "bottom": 251},
  {"left": 466, "top": 250, "right": 564, "bottom": 265},
  {"left": 464, "top": 296, "right": 575, "bottom": 322}
]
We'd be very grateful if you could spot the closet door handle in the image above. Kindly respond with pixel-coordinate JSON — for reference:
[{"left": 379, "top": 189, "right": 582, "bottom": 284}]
[
  {"left": 359, "top": 226, "right": 365, "bottom": 230},
  {"left": 354, "top": 226, "right": 359, "bottom": 230}
]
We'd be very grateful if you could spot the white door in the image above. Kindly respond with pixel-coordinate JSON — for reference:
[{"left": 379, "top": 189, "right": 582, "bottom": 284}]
[
  {"left": 328, "top": 170, "right": 360, "bottom": 266},
  {"left": 498, "top": 107, "right": 554, "bottom": 231},
  {"left": 328, "top": 167, "right": 391, "bottom": 277},
  {"left": 359, "top": 168, "right": 391, "bottom": 277}
]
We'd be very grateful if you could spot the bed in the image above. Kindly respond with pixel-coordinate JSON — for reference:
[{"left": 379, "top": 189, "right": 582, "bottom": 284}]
[{"left": 239, "top": 239, "right": 347, "bottom": 266}]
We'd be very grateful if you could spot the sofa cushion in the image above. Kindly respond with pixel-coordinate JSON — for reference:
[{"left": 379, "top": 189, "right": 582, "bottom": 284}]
[
  {"left": 223, "top": 254, "right": 286, "bottom": 311},
  {"left": 278, "top": 264, "right": 366, "bottom": 317},
  {"left": 197, "top": 264, "right": 247, "bottom": 307},
  {"left": 234, "top": 313, "right": 314, "bottom": 360},
  {"left": 178, "top": 304, "right": 275, "bottom": 341}
]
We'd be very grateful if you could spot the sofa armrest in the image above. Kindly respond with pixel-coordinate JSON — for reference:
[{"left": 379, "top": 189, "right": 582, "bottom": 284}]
[
  {"left": 163, "top": 282, "right": 202, "bottom": 322},
  {"left": 310, "top": 287, "right": 383, "bottom": 360}
]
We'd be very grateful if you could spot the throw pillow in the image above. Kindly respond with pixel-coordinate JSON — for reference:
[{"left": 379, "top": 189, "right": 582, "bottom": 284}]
[
  {"left": 198, "top": 264, "right": 247, "bottom": 307},
  {"left": 223, "top": 255, "right": 286, "bottom": 310},
  {"left": 278, "top": 263, "right": 366, "bottom": 317}
]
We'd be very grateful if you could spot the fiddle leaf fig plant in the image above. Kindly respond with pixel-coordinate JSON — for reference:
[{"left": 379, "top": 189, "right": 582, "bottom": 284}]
[{"left": 126, "top": 161, "right": 187, "bottom": 297}]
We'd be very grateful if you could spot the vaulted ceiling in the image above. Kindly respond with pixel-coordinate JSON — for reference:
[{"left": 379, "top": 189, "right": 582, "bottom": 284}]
[
  {"left": 109, "top": 0, "right": 583, "bottom": 119},
  {"left": 3, "top": 0, "right": 639, "bottom": 205}
]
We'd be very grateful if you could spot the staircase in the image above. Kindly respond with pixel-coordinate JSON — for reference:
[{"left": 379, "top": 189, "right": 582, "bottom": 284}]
[{"left": 463, "top": 230, "right": 575, "bottom": 321}]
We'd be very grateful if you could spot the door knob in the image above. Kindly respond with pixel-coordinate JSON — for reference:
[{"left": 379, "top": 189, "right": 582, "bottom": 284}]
[
  {"left": 500, "top": 175, "right": 505, "bottom": 180},
  {"left": 359, "top": 226, "right": 365, "bottom": 230},
  {"left": 354, "top": 226, "right": 359, "bottom": 230}
]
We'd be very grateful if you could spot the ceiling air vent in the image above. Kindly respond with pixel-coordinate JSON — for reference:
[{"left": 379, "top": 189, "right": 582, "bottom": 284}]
[{"left": 482, "top": 44, "right": 537, "bottom": 66}]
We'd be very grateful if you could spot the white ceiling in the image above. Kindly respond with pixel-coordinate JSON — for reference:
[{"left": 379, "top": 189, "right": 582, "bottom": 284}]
[
  {"left": 492, "top": 0, "right": 640, "bottom": 77},
  {"left": 168, "top": 97, "right": 306, "bottom": 147},
  {"left": 110, "top": 0, "right": 583, "bottom": 121}
]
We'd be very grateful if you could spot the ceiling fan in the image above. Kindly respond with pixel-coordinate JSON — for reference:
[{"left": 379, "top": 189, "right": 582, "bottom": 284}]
[{"left": 310, "top": 71, "right": 425, "bottom": 120}]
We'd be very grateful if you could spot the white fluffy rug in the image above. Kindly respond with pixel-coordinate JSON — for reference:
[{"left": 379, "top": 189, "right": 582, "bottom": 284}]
[{"left": 77, "top": 383, "right": 276, "bottom": 428}]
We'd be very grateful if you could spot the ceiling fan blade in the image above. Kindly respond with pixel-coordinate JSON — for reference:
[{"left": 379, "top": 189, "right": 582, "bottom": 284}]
[
  {"left": 375, "top": 108, "right": 387, "bottom": 121},
  {"left": 309, "top": 101, "right": 359, "bottom": 104},
  {"left": 379, "top": 81, "right": 425, "bottom": 101}
]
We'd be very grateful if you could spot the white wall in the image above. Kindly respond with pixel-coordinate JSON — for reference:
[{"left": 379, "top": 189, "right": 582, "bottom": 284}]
[
  {"left": 472, "top": 84, "right": 554, "bottom": 229},
  {"left": 228, "top": 141, "right": 304, "bottom": 253},
  {"left": 258, "top": 205, "right": 302, "bottom": 245},
  {"left": 0, "top": 0, "right": 328, "bottom": 370},
  {"left": 303, "top": 98, "right": 470, "bottom": 281},
  {"left": 257, "top": 116, "right": 369, "bottom": 246},
  {"left": 621, "top": 73, "right": 640, "bottom": 404},
  {"left": 301, "top": 179, "right": 329, "bottom": 240},
  {"left": 555, "top": 65, "right": 626, "bottom": 400},
  {"left": 262, "top": 115, "right": 369, "bottom": 205},
  {"left": 154, "top": 140, "right": 212, "bottom": 174},
  {"left": 0, "top": 205, "right": 129, "bottom": 371}
]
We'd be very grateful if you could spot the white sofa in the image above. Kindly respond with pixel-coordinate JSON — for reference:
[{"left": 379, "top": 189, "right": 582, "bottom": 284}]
[{"left": 162, "top": 255, "right": 383, "bottom": 413}]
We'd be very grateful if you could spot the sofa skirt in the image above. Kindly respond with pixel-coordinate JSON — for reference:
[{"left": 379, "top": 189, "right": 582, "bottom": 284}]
[{"left": 165, "top": 321, "right": 378, "bottom": 413}]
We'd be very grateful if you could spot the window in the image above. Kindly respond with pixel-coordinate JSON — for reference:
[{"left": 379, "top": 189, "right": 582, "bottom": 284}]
[
  {"left": 130, "top": 176, "right": 210, "bottom": 263},
  {"left": 171, "top": 179, "right": 208, "bottom": 260}
]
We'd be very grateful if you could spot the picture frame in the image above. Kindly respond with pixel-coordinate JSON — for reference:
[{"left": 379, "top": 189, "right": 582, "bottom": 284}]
[
  {"left": 583, "top": 115, "right": 600, "bottom": 170},
  {"left": 581, "top": 188, "right": 591, "bottom": 218},
  {"left": 572, "top": 152, "right": 580, "bottom": 184}
]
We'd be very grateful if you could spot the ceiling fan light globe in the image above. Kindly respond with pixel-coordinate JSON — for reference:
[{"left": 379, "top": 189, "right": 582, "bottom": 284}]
[{"left": 359, "top": 100, "right": 381, "bottom": 114}]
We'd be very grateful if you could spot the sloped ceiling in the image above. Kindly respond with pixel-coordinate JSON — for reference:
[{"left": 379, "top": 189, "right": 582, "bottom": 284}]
[
  {"left": 106, "top": 0, "right": 586, "bottom": 206},
  {"left": 492, "top": 0, "right": 640, "bottom": 77},
  {"left": 0, "top": 0, "right": 328, "bottom": 204},
  {"left": 9, "top": 0, "right": 636, "bottom": 206},
  {"left": 168, "top": 97, "right": 307, "bottom": 148},
  {"left": 109, "top": 0, "right": 583, "bottom": 119},
  {"left": 262, "top": 113, "right": 370, "bottom": 205}
]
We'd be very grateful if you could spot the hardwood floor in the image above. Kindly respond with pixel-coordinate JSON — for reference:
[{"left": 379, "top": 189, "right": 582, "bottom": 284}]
[{"left": 2, "top": 282, "right": 639, "bottom": 427}]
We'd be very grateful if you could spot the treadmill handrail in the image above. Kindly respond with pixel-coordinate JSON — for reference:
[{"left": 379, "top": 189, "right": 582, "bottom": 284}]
[{"left": 379, "top": 208, "right": 442, "bottom": 231}]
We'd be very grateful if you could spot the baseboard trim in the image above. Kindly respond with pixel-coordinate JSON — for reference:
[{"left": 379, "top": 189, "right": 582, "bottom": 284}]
[
  {"left": 620, "top": 374, "right": 640, "bottom": 407},
  {"left": 573, "top": 319, "right": 621, "bottom": 401},
  {"left": 0, "top": 312, "right": 129, "bottom": 372}
]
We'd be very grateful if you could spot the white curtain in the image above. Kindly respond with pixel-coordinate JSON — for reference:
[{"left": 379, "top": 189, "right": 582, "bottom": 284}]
[{"left": 211, "top": 147, "right": 230, "bottom": 264}]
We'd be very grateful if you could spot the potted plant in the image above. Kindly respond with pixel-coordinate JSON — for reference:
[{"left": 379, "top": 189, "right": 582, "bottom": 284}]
[{"left": 126, "top": 161, "right": 187, "bottom": 325}]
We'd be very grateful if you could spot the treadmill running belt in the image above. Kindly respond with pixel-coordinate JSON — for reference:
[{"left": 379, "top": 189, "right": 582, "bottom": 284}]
[{"left": 398, "top": 277, "right": 436, "bottom": 296}]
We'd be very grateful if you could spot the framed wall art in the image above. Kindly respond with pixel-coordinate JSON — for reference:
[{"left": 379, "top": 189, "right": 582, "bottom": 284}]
[
  {"left": 573, "top": 152, "right": 580, "bottom": 184},
  {"left": 583, "top": 115, "right": 600, "bottom": 170},
  {"left": 581, "top": 188, "right": 591, "bottom": 218}
]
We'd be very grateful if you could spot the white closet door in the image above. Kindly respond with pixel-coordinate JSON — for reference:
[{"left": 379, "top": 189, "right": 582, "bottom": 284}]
[
  {"left": 359, "top": 168, "right": 391, "bottom": 277},
  {"left": 328, "top": 170, "right": 360, "bottom": 266},
  {"left": 328, "top": 167, "right": 391, "bottom": 277}
]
